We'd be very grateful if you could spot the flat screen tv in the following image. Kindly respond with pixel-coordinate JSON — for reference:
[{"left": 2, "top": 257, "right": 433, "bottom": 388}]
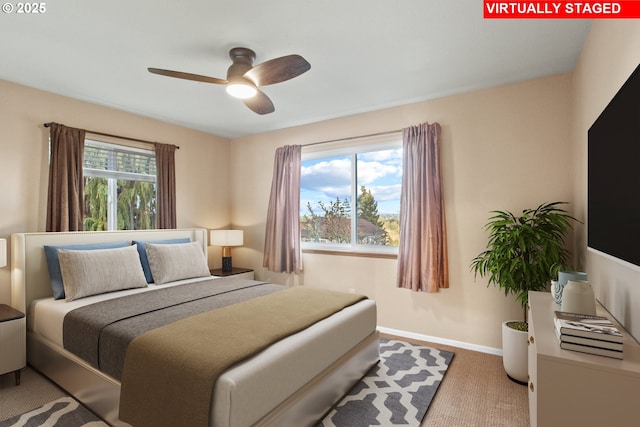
[{"left": 588, "top": 63, "right": 640, "bottom": 268}]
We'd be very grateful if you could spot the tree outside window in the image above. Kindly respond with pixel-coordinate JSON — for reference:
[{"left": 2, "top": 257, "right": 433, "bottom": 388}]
[{"left": 83, "top": 140, "right": 157, "bottom": 230}]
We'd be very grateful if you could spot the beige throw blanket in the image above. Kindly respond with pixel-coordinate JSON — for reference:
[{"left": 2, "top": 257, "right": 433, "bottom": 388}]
[{"left": 119, "top": 287, "right": 366, "bottom": 427}]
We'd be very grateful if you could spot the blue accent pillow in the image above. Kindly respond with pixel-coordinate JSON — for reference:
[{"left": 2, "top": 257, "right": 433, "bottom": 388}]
[
  {"left": 44, "top": 241, "right": 130, "bottom": 300},
  {"left": 132, "top": 238, "right": 191, "bottom": 283}
]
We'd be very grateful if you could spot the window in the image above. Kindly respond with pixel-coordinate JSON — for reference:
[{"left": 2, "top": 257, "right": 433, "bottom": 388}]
[
  {"left": 300, "top": 137, "right": 402, "bottom": 254},
  {"left": 83, "top": 139, "right": 157, "bottom": 230}
]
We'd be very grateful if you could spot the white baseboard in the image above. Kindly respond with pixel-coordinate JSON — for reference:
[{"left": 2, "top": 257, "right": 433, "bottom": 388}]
[{"left": 377, "top": 326, "right": 503, "bottom": 356}]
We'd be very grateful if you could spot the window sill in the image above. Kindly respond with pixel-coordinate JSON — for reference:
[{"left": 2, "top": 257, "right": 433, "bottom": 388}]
[{"left": 302, "top": 248, "right": 397, "bottom": 259}]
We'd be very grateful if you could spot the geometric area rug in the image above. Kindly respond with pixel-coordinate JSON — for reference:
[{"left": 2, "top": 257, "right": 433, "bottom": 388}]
[
  {"left": 318, "top": 338, "right": 455, "bottom": 427},
  {"left": 0, "top": 397, "right": 108, "bottom": 427}
]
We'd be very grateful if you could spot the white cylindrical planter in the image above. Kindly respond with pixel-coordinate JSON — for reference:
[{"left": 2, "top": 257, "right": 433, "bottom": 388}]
[{"left": 502, "top": 321, "right": 528, "bottom": 384}]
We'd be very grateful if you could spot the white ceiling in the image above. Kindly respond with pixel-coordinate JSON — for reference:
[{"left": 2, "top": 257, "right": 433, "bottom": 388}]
[{"left": 0, "top": 1, "right": 590, "bottom": 139}]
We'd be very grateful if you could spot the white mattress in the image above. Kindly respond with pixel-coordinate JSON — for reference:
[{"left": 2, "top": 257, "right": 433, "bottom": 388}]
[{"left": 28, "top": 276, "right": 216, "bottom": 345}]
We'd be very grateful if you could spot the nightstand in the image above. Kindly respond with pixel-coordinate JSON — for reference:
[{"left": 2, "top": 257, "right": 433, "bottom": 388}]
[
  {"left": 210, "top": 267, "right": 254, "bottom": 280},
  {"left": 0, "top": 304, "right": 26, "bottom": 385}
]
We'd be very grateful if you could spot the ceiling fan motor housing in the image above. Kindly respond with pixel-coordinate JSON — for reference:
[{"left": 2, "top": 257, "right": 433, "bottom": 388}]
[{"left": 227, "top": 47, "right": 257, "bottom": 81}]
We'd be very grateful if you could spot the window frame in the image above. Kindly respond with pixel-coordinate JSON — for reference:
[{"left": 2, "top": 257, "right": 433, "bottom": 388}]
[
  {"left": 300, "top": 134, "right": 402, "bottom": 256},
  {"left": 83, "top": 138, "right": 157, "bottom": 231}
]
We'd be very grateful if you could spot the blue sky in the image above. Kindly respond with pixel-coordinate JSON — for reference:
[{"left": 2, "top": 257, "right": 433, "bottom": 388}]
[{"left": 300, "top": 148, "right": 402, "bottom": 216}]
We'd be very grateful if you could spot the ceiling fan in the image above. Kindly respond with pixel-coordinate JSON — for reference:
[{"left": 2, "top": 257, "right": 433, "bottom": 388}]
[{"left": 148, "top": 47, "right": 310, "bottom": 115}]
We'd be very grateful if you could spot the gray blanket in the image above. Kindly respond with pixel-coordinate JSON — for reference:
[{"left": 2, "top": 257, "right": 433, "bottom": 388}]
[{"left": 63, "top": 278, "right": 284, "bottom": 380}]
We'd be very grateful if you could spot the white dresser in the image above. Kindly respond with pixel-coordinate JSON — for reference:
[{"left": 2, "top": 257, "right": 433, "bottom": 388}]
[{"left": 528, "top": 291, "right": 640, "bottom": 427}]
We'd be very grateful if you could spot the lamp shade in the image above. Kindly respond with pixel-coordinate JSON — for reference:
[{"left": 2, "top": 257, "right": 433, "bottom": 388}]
[
  {"left": 0, "top": 238, "right": 6, "bottom": 268},
  {"left": 210, "top": 230, "right": 244, "bottom": 247}
]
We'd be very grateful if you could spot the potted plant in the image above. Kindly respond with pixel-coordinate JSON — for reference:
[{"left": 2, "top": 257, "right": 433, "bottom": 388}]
[{"left": 470, "top": 201, "right": 578, "bottom": 384}]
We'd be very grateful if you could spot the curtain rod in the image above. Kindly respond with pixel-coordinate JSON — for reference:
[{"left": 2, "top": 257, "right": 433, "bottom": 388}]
[
  {"left": 302, "top": 129, "right": 403, "bottom": 147},
  {"left": 43, "top": 122, "right": 180, "bottom": 149}
]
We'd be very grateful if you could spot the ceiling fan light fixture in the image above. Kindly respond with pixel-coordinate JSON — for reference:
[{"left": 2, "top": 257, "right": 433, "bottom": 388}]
[{"left": 226, "top": 82, "right": 257, "bottom": 99}]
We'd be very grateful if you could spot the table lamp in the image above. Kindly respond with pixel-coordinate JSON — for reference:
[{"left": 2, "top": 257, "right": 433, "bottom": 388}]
[{"left": 210, "top": 230, "right": 243, "bottom": 272}]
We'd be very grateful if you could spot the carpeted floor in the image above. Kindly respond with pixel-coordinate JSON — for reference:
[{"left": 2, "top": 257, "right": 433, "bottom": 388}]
[
  {"left": 0, "top": 368, "right": 67, "bottom": 422},
  {"left": 403, "top": 335, "right": 530, "bottom": 427},
  {"left": 0, "top": 335, "right": 528, "bottom": 426}
]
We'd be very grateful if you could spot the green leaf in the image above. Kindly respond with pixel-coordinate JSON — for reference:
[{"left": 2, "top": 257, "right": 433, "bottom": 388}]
[{"left": 470, "top": 201, "right": 580, "bottom": 321}]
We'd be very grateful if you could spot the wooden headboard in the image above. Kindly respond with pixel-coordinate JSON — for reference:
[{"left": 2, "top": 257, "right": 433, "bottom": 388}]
[{"left": 11, "top": 229, "right": 208, "bottom": 313}]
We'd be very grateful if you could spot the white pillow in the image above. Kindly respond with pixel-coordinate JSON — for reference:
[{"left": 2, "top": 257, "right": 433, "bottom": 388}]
[
  {"left": 145, "top": 242, "right": 210, "bottom": 285},
  {"left": 58, "top": 244, "right": 148, "bottom": 301}
]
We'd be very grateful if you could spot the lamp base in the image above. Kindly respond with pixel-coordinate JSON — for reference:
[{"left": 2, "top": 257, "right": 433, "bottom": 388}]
[{"left": 222, "top": 256, "right": 232, "bottom": 272}]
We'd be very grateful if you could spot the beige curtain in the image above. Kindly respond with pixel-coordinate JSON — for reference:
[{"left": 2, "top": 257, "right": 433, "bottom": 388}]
[
  {"left": 155, "top": 142, "right": 177, "bottom": 229},
  {"left": 397, "top": 122, "right": 449, "bottom": 292},
  {"left": 263, "top": 145, "right": 302, "bottom": 274},
  {"left": 46, "top": 123, "right": 86, "bottom": 232}
]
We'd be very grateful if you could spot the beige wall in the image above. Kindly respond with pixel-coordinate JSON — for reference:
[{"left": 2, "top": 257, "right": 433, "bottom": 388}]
[
  {"left": 573, "top": 21, "right": 640, "bottom": 341},
  {"left": 9, "top": 23, "right": 635, "bottom": 351},
  {"left": 231, "top": 73, "right": 574, "bottom": 350},
  {"left": 0, "top": 79, "right": 231, "bottom": 304}
]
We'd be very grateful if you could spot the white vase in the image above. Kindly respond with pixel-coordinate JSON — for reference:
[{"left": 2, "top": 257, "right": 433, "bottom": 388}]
[
  {"left": 560, "top": 280, "right": 596, "bottom": 315},
  {"left": 550, "top": 281, "right": 560, "bottom": 304},
  {"left": 553, "top": 271, "right": 588, "bottom": 304}
]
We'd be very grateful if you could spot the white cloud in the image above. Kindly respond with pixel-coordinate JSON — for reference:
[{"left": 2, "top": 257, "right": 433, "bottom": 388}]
[
  {"left": 356, "top": 148, "right": 403, "bottom": 184},
  {"left": 358, "top": 148, "right": 402, "bottom": 163},
  {"left": 357, "top": 160, "right": 400, "bottom": 185},
  {"left": 301, "top": 158, "right": 351, "bottom": 199},
  {"left": 366, "top": 184, "right": 402, "bottom": 202}
]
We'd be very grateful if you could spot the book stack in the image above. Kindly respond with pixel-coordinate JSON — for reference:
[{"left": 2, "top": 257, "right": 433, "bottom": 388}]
[{"left": 554, "top": 311, "right": 624, "bottom": 359}]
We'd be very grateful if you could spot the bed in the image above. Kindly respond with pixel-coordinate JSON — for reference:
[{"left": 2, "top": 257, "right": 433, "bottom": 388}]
[{"left": 10, "top": 229, "right": 379, "bottom": 427}]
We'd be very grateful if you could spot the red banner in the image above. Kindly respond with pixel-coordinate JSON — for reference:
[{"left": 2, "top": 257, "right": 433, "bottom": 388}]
[{"left": 484, "top": 1, "right": 640, "bottom": 18}]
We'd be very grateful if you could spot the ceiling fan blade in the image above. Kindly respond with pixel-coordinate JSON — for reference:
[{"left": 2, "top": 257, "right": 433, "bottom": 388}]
[
  {"left": 244, "top": 55, "right": 310, "bottom": 87},
  {"left": 243, "top": 89, "right": 275, "bottom": 115},
  {"left": 148, "top": 68, "right": 227, "bottom": 85}
]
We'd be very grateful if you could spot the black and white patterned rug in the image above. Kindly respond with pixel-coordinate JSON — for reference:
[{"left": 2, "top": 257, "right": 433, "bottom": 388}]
[
  {"left": 319, "top": 338, "right": 454, "bottom": 427},
  {"left": 0, "top": 397, "right": 107, "bottom": 427}
]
